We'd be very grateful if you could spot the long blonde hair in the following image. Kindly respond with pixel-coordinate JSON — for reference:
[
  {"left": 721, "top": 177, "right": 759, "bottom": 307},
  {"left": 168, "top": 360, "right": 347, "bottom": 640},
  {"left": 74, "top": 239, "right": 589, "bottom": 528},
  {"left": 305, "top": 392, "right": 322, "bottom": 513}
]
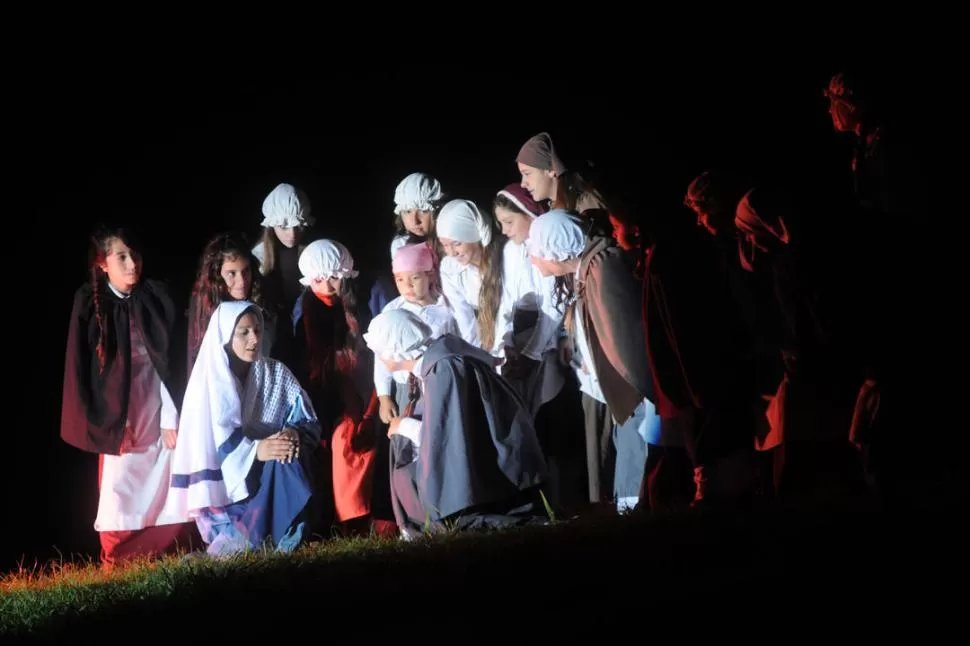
[{"left": 475, "top": 226, "right": 506, "bottom": 351}]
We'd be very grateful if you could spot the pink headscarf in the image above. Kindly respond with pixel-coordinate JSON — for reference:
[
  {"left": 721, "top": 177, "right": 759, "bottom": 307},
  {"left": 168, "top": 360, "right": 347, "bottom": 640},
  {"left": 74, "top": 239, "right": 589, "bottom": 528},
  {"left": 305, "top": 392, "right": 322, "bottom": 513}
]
[{"left": 392, "top": 242, "right": 434, "bottom": 274}]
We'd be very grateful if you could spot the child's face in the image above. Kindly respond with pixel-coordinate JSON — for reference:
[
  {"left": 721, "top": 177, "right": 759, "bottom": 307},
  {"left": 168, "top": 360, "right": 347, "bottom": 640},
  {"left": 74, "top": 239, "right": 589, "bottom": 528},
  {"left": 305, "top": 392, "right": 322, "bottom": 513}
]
[
  {"left": 311, "top": 276, "right": 342, "bottom": 301},
  {"left": 220, "top": 254, "right": 252, "bottom": 300},
  {"left": 439, "top": 238, "right": 482, "bottom": 267},
  {"left": 495, "top": 206, "right": 533, "bottom": 245},
  {"left": 100, "top": 237, "right": 142, "bottom": 293},
  {"left": 394, "top": 270, "right": 431, "bottom": 303},
  {"left": 273, "top": 226, "right": 300, "bottom": 248},
  {"left": 400, "top": 209, "right": 434, "bottom": 237}
]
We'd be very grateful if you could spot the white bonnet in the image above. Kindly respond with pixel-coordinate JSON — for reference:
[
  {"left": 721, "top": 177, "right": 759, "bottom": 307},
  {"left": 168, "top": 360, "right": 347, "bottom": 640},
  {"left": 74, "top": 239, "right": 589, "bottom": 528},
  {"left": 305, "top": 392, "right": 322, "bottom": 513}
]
[
  {"left": 524, "top": 208, "right": 586, "bottom": 261},
  {"left": 363, "top": 309, "right": 433, "bottom": 362},
  {"left": 297, "top": 239, "right": 358, "bottom": 286},
  {"left": 394, "top": 173, "right": 443, "bottom": 215},
  {"left": 261, "top": 183, "right": 314, "bottom": 229},
  {"left": 436, "top": 199, "right": 492, "bottom": 247}
]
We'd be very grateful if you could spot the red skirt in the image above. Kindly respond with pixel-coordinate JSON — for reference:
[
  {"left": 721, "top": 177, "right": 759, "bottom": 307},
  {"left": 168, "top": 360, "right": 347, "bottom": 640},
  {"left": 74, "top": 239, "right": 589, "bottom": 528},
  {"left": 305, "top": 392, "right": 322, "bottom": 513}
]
[
  {"left": 330, "top": 416, "right": 378, "bottom": 522},
  {"left": 97, "top": 454, "right": 199, "bottom": 568}
]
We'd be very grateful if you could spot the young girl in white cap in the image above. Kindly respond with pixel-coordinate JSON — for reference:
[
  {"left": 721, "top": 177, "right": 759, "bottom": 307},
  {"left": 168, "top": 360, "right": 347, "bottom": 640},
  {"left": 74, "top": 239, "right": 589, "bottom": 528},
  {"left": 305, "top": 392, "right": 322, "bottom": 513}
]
[
  {"left": 252, "top": 183, "right": 314, "bottom": 364},
  {"left": 291, "top": 239, "right": 391, "bottom": 537}
]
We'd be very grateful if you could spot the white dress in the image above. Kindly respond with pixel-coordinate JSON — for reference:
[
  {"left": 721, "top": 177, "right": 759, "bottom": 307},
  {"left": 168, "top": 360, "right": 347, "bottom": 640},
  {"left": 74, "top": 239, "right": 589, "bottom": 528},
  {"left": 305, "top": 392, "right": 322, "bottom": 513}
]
[{"left": 94, "top": 284, "right": 189, "bottom": 532}]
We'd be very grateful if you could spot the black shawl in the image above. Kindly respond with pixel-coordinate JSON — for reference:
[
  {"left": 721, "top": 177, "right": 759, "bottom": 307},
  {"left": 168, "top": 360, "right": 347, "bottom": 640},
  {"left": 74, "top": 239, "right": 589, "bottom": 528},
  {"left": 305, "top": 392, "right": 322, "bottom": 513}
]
[{"left": 60, "top": 277, "right": 179, "bottom": 455}]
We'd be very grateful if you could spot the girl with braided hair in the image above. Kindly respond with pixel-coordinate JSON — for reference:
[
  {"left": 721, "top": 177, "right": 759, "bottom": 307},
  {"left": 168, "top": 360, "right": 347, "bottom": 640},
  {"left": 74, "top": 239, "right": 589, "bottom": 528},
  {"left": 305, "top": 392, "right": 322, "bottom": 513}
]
[{"left": 59, "top": 224, "right": 196, "bottom": 568}]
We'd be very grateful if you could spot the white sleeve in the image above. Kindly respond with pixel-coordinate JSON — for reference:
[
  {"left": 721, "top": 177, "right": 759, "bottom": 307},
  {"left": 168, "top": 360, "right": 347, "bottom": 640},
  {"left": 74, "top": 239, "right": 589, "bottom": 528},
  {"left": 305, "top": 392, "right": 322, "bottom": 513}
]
[
  {"left": 395, "top": 417, "right": 423, "bottom": 447},
  {"left": 493, "top": 269, "right": 518, "bottom": 355},
  {"left": 160, "top": 381, "right": 179, "bottom": 430},
  {"left": 374, "top": 356, "right": 394, "bottom": 398},
  {"left": 440, "top": 267, "right": 480, "bottom": 347},
  {"left": 521, "top": 271, "right": 564, "bottom": 359}
]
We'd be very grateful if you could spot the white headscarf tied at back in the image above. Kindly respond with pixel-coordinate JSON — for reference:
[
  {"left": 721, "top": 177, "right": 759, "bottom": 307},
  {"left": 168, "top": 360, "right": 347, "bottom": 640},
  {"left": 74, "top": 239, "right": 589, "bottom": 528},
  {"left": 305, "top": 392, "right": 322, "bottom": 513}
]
[
  {"left": 298, "top": 239, "right": 359, "bottom": 286},
  {"left": 261, "top": 183, "right": 314, "bottom": 229},
  {"left": 171, "top": 300, "right": 264, "bottom": 512},
  {"left": 363, "top": 308, "right": 434, "bottom": 362},
  {"left": 436, "top": 199, "right": 492, "bottom": 247},
  {"left": 394, "top": 172, "right": 443, "bottom": 215},
  {"left": 524, "top": 208, "right": 586, "bottom": 261}
]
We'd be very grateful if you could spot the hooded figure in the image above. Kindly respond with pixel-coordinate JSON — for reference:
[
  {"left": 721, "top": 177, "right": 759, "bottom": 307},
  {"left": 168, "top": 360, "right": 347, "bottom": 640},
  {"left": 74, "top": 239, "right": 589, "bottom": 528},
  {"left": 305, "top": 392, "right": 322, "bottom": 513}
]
[
  {"left": 170, "top": 300, "right": 322, "bottom": 557},
  {"left": 364, "top": 309, "right": 548, "bottom": 537}
]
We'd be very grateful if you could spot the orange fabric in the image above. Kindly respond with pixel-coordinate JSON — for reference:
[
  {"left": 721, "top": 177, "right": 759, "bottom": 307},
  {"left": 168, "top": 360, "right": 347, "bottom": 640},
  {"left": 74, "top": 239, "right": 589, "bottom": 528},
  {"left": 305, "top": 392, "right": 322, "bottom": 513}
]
[
  {"left": 330, "top": 416, "right": 377, "bottom": 521},
  {"left": 757, "top": 378, "right": 786, "bottom": 452}
]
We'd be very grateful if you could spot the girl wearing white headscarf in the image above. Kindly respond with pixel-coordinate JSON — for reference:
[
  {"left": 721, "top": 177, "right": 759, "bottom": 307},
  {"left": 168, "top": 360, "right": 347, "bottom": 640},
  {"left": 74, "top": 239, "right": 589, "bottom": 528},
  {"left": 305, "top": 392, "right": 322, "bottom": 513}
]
[
  {"left": 170, "top": 300, "right": 322, "bottom": 557},
  {"left": 369, "top": 173, "right": 447, "bottom": 320},
  {"left": 251, "top": 182, "right": 315, "bottom": 365},
  {"left": 390, "top": 172, "right": 444, "bottom": 260},
  {"left": 436, "top": 199, "right": 505, "bottom": 352},
  {"left": 526, "top": 209, "right": 658, "bottom": 512},
  {"left": 291, "top": 239, "right": 388, "bottom": 536}
]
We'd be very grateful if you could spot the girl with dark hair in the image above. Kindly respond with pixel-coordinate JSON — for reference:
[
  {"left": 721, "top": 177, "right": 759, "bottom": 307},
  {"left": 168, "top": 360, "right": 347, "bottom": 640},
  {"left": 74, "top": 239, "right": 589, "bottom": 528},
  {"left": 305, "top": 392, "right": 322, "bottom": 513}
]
[
  {"left": 60, "top": 224, "right": 196, "bottom": 568},
  {"left": 292, "top": 240, "right": 389, "bottom": 536},
  {"left": 515, "top": 131, "right": 631, "bottom": 247},
  {"left": 186, "top": 232, "right": 273, "bottom": 378}
]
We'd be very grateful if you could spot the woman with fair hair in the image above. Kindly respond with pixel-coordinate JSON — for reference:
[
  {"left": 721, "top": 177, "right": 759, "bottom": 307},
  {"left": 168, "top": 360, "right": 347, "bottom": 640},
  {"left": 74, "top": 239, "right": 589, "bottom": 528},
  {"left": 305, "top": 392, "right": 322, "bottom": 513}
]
[
  {"left": 436, "top": 199, "right": 504, "bottom": 352},
  {"left": 252, "top": 182, "right": 314, "bottom": 364}
]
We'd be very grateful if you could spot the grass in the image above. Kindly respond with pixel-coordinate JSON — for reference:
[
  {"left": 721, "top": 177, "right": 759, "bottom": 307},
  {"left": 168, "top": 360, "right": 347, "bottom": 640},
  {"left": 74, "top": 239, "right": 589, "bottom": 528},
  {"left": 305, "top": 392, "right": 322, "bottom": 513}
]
[{"left": 1, "top": 499, "right": 960, "bottom": 641}]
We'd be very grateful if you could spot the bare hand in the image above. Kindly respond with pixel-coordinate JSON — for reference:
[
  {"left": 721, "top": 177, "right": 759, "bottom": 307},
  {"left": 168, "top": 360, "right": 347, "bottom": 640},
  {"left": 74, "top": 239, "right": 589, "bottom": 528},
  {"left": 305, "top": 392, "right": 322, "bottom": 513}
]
[
  {"left": 256, "top": 432, "right": 298, "bottom": 463},
  {"left": 387, "top": 416, "right": 402, "bottom": 439},
  {"left": 161, "top": 429, "right": 177, "bottom": 450},
  {"left": 279, "top": 427, "right": 301, "bottom": 462},
  {"left": 378, "top": 395, "right": 398, "bottom": 424}
]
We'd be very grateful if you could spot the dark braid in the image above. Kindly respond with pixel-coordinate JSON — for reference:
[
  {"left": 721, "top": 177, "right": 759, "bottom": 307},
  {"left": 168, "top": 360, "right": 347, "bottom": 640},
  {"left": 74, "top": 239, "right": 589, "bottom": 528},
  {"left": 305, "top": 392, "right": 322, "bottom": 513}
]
[
  {"left": 90, "top": 264, "right": 107, "bottom": 374},
  {"left": 554, "top": 273, "right": 576, "bottom": 334}
]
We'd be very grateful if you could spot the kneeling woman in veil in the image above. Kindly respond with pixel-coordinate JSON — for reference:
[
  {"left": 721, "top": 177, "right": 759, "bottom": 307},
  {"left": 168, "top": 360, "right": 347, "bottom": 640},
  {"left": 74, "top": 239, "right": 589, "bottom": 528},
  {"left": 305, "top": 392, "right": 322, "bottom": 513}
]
[{"left": 170, "top": 300, "right": 322, "bottom": 557}]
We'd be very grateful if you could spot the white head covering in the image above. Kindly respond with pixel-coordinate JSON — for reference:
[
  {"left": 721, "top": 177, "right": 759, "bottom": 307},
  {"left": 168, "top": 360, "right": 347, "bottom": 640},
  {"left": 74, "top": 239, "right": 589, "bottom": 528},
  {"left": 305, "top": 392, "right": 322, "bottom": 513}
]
[
  {"left": 363, "top": 309, "right": 433, "bottom": 362},
  {"left": 171, "top": 300, "right": 264, "bottom": 511},
  {"left": 394, "top": 172, "right": 443, "bottom": 215},
  {"left": 261, "top": 183, "right": 314, "bottom": 229},
  {"left": 524, "top": 208, "right": 586, "bottom": 261},
  {"left": 298, "top": 239, "right": 358, "bottom": 286},
  {"left": 389, "top": 234, "right": 409, "bottom": 259},
  {"left": 436, "top": 199, "right": 492, "bottom": 247}
]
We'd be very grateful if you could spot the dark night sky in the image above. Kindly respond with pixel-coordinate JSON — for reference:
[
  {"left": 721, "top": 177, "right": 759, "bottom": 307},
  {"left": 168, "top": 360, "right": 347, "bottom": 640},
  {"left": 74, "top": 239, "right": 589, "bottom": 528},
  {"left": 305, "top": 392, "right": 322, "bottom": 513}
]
[{"left": 7, "top": 49, "right": 928, "bottom": 570}]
